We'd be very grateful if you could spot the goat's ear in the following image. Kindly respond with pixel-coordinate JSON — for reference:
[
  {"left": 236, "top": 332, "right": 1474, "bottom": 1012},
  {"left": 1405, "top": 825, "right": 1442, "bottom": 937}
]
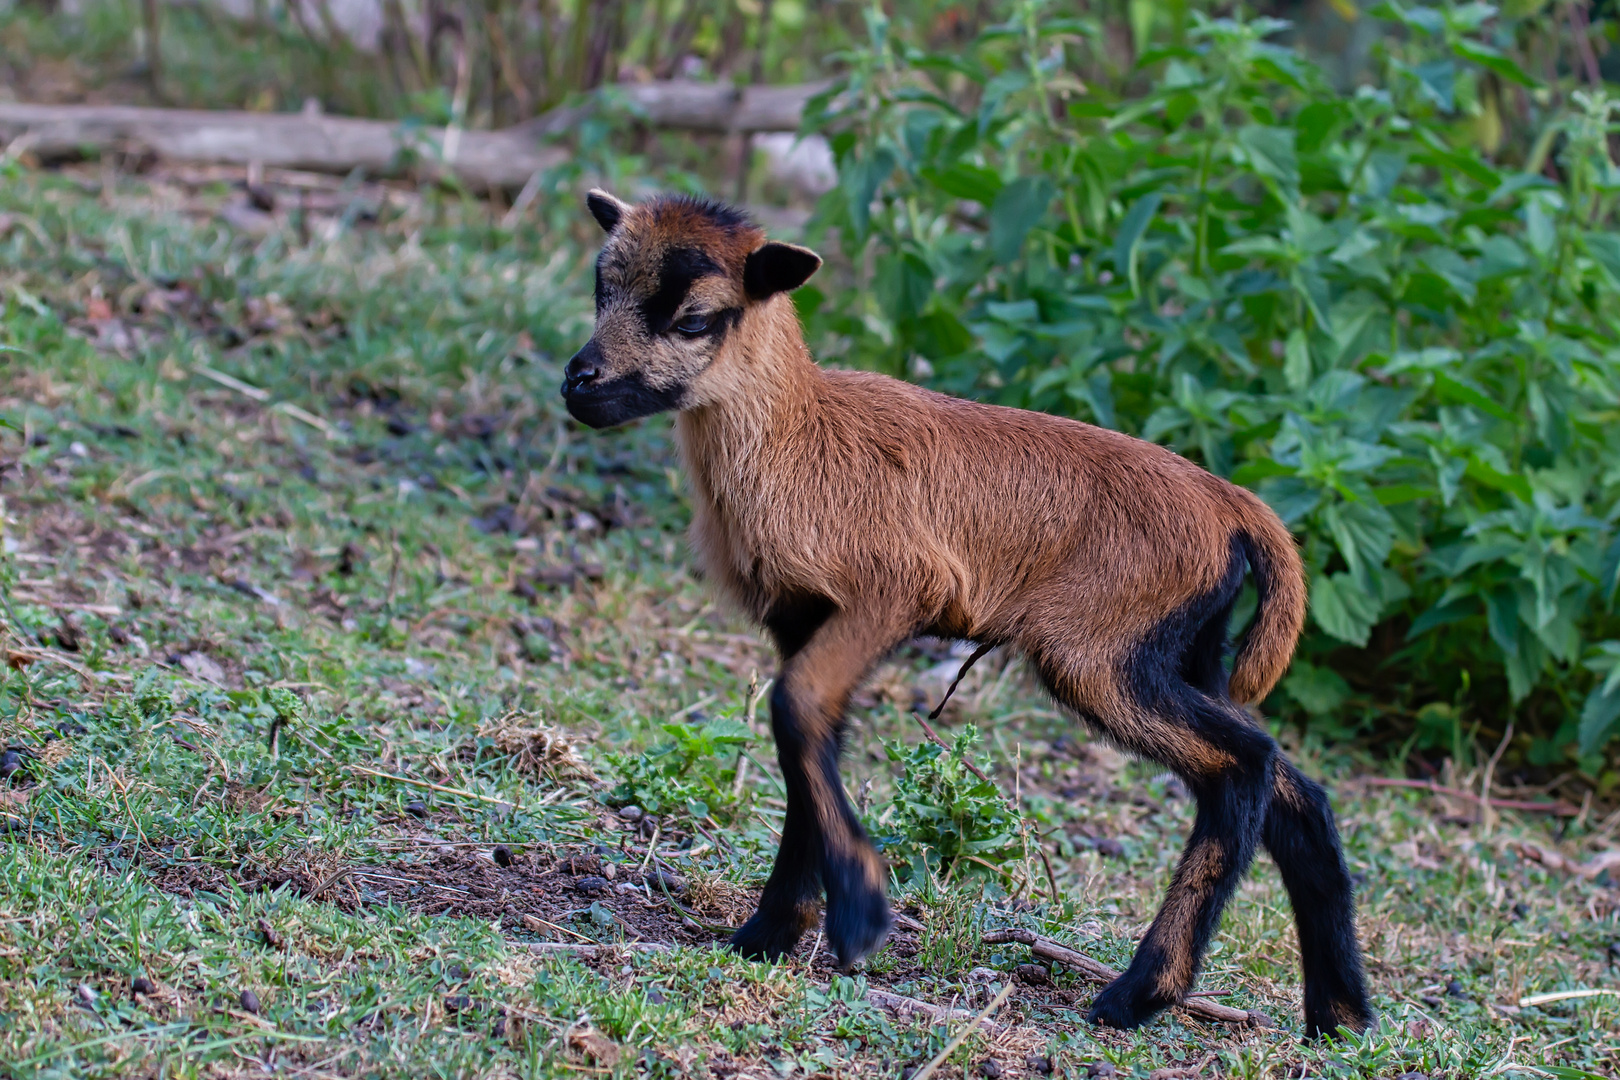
[
  {"left": 743, "top": 242, "right": 822, "bottom": 300},
  {"left": 585, "top": 189, "right": 630, "bottom": 233}
]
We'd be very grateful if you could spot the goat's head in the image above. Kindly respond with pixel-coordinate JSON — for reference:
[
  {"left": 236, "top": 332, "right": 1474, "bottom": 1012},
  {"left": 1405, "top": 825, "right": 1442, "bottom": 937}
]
[{"left": 561, "top": 189, "right": 821, "bottom": 429}]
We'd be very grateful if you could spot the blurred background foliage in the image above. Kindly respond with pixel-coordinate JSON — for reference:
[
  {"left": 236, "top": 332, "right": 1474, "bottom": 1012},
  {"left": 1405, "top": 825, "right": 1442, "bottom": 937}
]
[
  {"left": 793, "top": 0, "right": 1620, "bottom": 795},
  {"left": 3, "top": 0, "right": 1620, "bottom": 791}
]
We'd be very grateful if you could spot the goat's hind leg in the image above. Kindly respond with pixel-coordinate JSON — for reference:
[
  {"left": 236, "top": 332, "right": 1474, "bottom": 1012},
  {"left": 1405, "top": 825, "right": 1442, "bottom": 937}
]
[
  {"left": 1037, "top": 642, "right": 1274, "bottom": 1028},
  {"left": 1086, "top": 708, "right": 1274, "bottom": 1029},
  {"left": 1264, "top": 758, "right": 1372, "bottom": 1036}
]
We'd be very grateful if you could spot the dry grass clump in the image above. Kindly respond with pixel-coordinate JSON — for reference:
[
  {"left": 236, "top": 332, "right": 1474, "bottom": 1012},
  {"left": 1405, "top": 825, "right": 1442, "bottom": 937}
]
[{"left": 477, "top": 711, "right": 597, "bottom": 783}]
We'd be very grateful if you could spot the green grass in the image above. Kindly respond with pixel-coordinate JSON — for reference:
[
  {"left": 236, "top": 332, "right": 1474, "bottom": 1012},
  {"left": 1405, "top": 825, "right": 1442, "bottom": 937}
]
[{"left": 0, "top": 164, "right": 1616, "bottom": 1079}]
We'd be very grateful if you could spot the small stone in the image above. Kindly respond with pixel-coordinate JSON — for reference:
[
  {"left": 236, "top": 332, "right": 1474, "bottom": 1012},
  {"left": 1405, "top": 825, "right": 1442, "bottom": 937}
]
[
  {"left": 239, "top": 989, "right": 260, "bottom": 1014},
  {"left": 646, "top": 986, "right": 666, "bottom": 1005},
  {"left": 1025, "top": 1056, "right": 1053, "bottom": 1074},
  {"left": 1446, "top": 979, "right": 1465, "bottom": 997},
  {"left": 0, "top": 750, "right": 21, "bottom": 780},
  {"left": 1086, "top": 1064, "right": 1116, "bottom": 1079},
  {"left": 978, "top": 1059, "right": 1002, "bottom": 1079},
  {"left": 492, "top": 845, "right": 513, "bottom": 867},
  {"left": 574, "top": 875, "right": 610, "bottom": 895},
  {"left": 967, "top": 966, "right": 999, "bottom": 983},
  {"left": 76, "top": 984, "right": 97, "bottom": 1007},
  {"left": 617, "top": 805, "right": 643, "bottom": 822},
  {"left": 602, "top": 861, "right": 617, "bottom": 880},
  {"left": 645, "top": 869, "right": 685, "bottom": 895},
  {"left": 405, "top": 800, "right": 428, "bottom": 819},
  {"left": 1094, "top": 837, "right": 1126, "bottom": 858},
  {"left": 131, "top": 976, "right": 155, "bottom": 997},
  {"left": 1014, "top": 963, "right": 1051, "bottom": 986}
]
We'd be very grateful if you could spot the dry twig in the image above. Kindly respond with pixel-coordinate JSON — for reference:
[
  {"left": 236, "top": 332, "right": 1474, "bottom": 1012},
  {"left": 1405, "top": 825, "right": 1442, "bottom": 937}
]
[{"left": 982, "top": 928, "right": 1265, "bottom": 1027}]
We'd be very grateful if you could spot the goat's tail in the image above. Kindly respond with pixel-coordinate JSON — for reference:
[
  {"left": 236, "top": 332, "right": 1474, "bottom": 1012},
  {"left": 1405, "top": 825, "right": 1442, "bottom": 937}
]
[{"left": 1228, "top": 492, "right": 1307, "bottom": 705}]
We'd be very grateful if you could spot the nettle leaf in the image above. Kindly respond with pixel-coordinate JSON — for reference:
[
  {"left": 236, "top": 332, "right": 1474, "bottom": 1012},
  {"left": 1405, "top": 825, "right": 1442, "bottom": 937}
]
[
  {"left": 1236, "top": 125, "right": 1300, "bottom": 190},
  {"left": 1432, "top": 372, "right": 1516, "bottom": 423},
  {"left": 1291, "top": 264, "right": 1334, "bottom": 331},
  {"left": 842, "top": 146, "right": 897, "bottom": 240},
  {"left": 1583, "top": 232, "right": 1620, "bottom": 290},
  {"left": 1323, "top": 500, "right": 1397, "bottom": 585},
  {"left": 875, "top": 251, "right": 934, "bottom": 323},
  {"left": 1111, "top": 191, "right": 1163, "bottom": 295},
  {"left": 1311, "top": 571, "right": 1382, "bottom": 646},
  {"left": 1413, "top": 59, "right": 1457, "bottom": 113},
  {"left": 1451, "top": 40, "right": 1538, "bottom": 88},
  {"left": 1283, "top": 328, "right": 1312, "bottom": 391},
  {"left": 921, "top": 163, "right": 1004, "bottom": 205},
  {"left": 1525, "top": 196, "right": 1559, "bottom": 257},
  {"left": 1578, "top": 683, "right": 1620, "bottom": 755},
  {"left": 1600, "top": 534, "right": 1620, "bottom": 607},
  {"left": 1283, "top": 661, "right": 1351, "bottom": 715},
  {"left": 989, "top": 176, "right": 1055, "bottom": 263}
]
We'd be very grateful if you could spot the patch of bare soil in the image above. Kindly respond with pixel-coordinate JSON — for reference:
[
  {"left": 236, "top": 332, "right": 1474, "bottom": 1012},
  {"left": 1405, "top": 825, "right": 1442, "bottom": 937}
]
[{"left": 144, "top": 843, "right": 732, "bottom": 947}]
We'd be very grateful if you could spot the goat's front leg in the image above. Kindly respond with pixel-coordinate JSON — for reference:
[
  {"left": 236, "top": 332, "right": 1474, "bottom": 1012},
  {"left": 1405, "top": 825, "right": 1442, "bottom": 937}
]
[{"left": 730, "top": 610, "right": 901, "bottom": 968}]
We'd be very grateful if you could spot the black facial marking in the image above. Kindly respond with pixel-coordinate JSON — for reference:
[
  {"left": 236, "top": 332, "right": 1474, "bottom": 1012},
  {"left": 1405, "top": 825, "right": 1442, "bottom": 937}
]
[
  {"left": 562, "top": 370, "right": 686, "bottom": 429},
  {"left": 675, "top": 306, "right": 741, "bottom": 340},
  {"left": 641, "top": 247, "right": 722, "bottom": 334}
]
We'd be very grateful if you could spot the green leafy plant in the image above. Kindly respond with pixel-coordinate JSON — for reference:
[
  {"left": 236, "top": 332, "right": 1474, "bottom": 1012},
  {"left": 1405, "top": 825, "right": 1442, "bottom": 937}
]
[
  {"left": 876, "top": 725, "right": 1021, "bottom": 883},
  {"left": 603, "top": 714, "right": 753, "bottom": 822},
  {"left": 803, "top": 1, "right": 1620, "bottom": 787}
]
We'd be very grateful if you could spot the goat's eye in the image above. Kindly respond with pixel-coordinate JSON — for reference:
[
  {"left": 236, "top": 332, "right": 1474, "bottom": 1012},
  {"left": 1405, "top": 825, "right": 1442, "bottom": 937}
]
[{"left": 674, "top": 313, "right": 710, "bottom": 336}]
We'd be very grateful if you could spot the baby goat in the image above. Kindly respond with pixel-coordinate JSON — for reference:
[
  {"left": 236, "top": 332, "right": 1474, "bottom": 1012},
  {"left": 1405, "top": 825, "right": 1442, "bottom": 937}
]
[{"left": 561, "top": 189, "right": 1372, "bottom": 1037}]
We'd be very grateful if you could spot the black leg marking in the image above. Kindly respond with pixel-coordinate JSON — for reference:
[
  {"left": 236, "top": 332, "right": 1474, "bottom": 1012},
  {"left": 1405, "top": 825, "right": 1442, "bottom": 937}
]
[
  {"left": 732, "top": 619, "right": 895, "bottom": 968},
  {"left": 1264, "top": 760, "right": 1373, "bottom": 1037},
  {"left": 1088, "top": 721, "right": 1274, "bottom": 1029}
]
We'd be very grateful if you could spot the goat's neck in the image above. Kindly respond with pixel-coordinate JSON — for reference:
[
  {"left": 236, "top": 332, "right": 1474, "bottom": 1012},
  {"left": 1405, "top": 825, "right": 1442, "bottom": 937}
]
[{"left": 674, "top": 298, "right": 819, "bottom": 491}]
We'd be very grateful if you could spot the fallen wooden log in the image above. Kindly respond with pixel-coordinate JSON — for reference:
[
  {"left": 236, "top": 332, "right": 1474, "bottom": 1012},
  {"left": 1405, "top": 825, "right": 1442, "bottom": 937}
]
[
  {"left": 982, "top": 928, "right": 1268, "bottom": 1027},
  {"left": 0, "top": 80, "right": 828, "bottom": 190},
  {"left": 1359, "top": 777, "right": 1579, "bottom": 816}
]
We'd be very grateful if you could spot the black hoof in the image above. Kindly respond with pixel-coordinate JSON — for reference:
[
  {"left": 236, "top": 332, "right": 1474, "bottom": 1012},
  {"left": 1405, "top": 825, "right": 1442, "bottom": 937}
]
[
  {"left": 1087, "top": 975, "right": 1173, "bottom": 1030},
  {"left": 1304, "top": 1000, "right": 1374, "bottom": 1040},
  {"left": 824, "top": 884, "right": 891, "bottom": 968},
  {"left": 729, "top": 909, "right": 811, "bottom": 962}
]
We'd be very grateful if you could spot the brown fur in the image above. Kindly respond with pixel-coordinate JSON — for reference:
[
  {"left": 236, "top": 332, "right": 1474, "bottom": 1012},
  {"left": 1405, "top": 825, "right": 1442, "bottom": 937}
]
[{"left": 562, "top": 190, "right": 1369, "bottom": 1037}]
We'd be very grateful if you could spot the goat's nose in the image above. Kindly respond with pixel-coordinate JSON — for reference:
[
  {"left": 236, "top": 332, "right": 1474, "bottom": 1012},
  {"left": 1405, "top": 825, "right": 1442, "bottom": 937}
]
[{"left": 562, "top": 343, "right": 601, "bottom": 394}]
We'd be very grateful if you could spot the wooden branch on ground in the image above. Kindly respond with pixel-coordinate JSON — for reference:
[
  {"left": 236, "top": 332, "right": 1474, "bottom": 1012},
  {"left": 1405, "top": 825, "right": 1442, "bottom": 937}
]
[
  {"left": 0, "top": 80, "right": 829, "bottom": 190},
  {"left": 1513, "top": 841, "right": 1620, "bottom": 880},
  {"left": 981, "top": 928, "right": 1268, "bottom": 1027},
  {"left": 1360, "top": 777, "right": 1580, "bottom": 816}
]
